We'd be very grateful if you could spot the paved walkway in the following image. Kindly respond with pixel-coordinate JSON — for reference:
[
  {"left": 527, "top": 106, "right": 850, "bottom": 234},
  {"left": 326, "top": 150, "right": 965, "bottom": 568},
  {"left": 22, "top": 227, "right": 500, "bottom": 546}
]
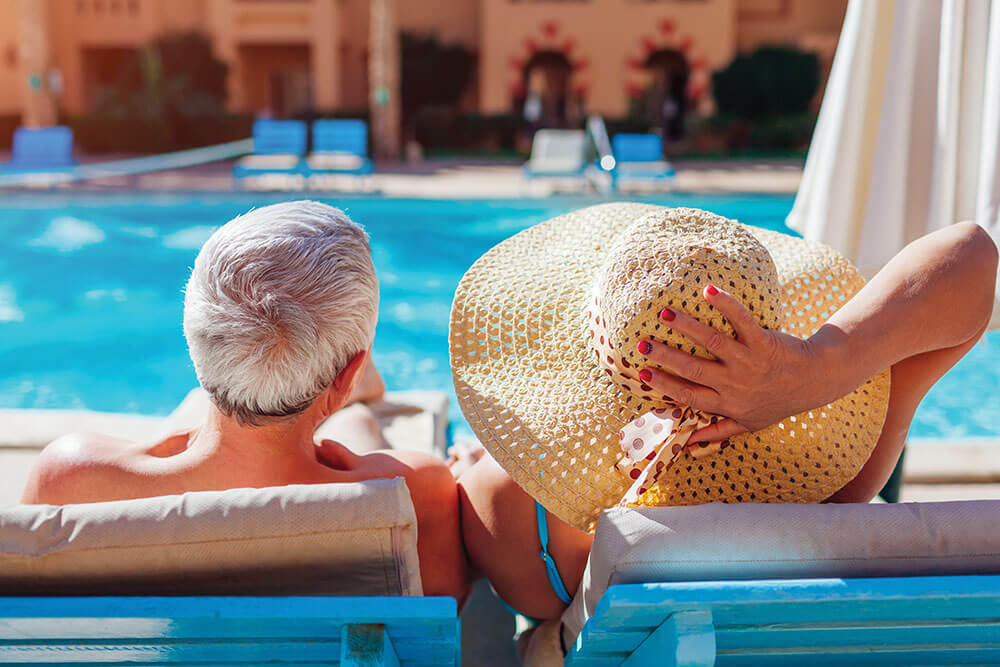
[{"left": 0, "top": 155, "right": 805, "bottom": 196}]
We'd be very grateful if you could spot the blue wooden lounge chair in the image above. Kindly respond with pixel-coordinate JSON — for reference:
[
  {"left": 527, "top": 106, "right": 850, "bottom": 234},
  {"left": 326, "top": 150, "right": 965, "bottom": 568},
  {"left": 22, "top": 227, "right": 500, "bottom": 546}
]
[
  {"left": 0, "top": 125, "right": 77, "bottom": 173},
  {"left": 0, "top": 480, "right": 458, "bottom": 665},
  {"left": 611, "top": 133, "right": 675, "bottom": 189},
  {"left": 0, "top": 595, "right": 459, "bottom": 665},
  {"left": 308, "top": 119, "right": 374, "bottom": 174},
  {"left": 232, "top": 119, "right": 308, "bottom": 189},
  {"left": 567, "top": 576, "right": 1000, "bottom": 666},
  {"left": 542, "top": 501, "right": 1000, "bottom": 667}
]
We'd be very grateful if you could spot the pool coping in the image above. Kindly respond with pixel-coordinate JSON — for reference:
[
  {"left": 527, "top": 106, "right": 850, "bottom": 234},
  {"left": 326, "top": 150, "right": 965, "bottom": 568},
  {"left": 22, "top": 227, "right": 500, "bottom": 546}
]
[{"left": 2, "top": 408, "right": 998, "bottom": 483}]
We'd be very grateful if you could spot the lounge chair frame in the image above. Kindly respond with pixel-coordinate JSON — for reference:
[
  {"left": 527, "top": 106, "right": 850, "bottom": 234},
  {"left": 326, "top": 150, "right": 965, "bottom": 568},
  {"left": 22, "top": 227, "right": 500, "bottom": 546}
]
[
  {"left": 0, "top": 595, "right": 459, "bottom": 666},
  {"left": 567, "top": 575, "right": 1000, "bottom": 665}
]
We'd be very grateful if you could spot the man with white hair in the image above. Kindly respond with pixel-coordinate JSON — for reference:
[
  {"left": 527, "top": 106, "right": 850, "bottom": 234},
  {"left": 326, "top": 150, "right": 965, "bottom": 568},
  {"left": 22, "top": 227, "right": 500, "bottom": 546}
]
[{"left": 21, "top": 201, "right": 469, "bottom": 601}]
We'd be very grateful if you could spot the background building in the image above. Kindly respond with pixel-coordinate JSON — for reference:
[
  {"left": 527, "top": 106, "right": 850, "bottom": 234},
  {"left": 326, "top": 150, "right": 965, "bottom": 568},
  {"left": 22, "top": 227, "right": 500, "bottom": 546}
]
[{"left": 0, "top": 0, "right": 847, "bottom": 146}]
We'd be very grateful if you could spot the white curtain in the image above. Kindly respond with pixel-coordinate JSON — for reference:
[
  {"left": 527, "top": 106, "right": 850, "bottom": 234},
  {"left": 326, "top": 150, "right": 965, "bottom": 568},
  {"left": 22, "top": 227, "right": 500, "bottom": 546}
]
[{"left": 788, "top": 0, "right": 1000, "bottom": 329}]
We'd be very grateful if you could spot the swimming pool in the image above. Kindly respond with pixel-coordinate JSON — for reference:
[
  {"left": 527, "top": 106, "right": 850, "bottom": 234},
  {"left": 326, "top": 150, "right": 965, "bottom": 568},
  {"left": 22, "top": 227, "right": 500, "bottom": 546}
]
[{"left": 0, "top": 192, "right": 996, "bottom": 440}]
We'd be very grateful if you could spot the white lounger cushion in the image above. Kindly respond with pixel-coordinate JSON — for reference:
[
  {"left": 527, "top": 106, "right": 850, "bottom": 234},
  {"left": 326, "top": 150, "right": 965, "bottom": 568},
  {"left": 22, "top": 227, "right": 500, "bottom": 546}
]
[
  {"left": 0, "top": 478, "right": 422, "bottom": 597},
  {"left": 236, "top": 154, "right": 301, "bottom": 170},
  {"left": 562, "top": 500, "right": 1000, "bottom": 644},
  {"left": 307, "top": 151, "right": 365, "bottom": 170}
]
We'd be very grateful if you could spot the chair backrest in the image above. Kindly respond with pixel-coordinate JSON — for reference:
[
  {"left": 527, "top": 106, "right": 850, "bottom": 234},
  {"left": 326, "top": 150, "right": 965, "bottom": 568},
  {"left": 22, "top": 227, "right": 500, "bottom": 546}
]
[
  {"left": 528, "top": 129, "right": 587, "bottom": 172},
  {"left": 252, "top": 119, "right": 308, "bottom": 155},
  {"left": 313, "top": 119, "right": 369, "bottom": 156},
  {"left": 612, "top": 133, "right": 664, "bottom": 162},
  {"left": 563, "top": 500, "right": 1000, "bottom": 643},
  {"left": 0, "top": 478, "right": 422, "bottom": 596},
  {"left": 10, "top": 126, "right": 76, "bottom": 169}
]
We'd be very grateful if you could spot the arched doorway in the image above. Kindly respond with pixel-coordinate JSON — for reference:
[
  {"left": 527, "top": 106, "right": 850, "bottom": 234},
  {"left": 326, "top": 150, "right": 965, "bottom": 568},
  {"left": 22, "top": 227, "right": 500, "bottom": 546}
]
[
  {"left": 521, "top": 50, "right": 573, "bottom": 128},
  {"left": 643, "top": 49, "right": 689, "bottom": 141}
]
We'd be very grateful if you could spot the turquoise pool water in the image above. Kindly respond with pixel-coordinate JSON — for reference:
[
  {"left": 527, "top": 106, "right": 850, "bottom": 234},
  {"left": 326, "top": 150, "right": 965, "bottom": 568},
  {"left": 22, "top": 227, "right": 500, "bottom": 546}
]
[{"left": 0, "top": 192, "right": 996, "bottom": 440}]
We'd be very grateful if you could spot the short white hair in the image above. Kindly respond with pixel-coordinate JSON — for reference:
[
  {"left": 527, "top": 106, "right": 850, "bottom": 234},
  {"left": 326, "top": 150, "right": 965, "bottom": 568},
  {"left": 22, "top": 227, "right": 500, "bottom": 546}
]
[{"left": 183, "top": 201, "right": 378, "bottom": 424}]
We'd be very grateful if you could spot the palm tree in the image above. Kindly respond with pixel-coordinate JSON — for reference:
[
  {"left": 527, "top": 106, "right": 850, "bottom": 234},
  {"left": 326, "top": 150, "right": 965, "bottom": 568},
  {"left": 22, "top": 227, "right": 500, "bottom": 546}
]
[
  {"left": 17, "top": 0, "right": 57, "bottom": 127},
  {"left": 369, "top": 0, "right": 401, "bottom": 160}
]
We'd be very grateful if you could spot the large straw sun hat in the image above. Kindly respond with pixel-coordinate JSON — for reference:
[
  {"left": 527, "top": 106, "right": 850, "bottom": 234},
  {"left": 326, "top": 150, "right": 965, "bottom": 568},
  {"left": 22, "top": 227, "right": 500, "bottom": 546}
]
[{"left": 450, "top": 203, "right": 890, "bottom": 532}]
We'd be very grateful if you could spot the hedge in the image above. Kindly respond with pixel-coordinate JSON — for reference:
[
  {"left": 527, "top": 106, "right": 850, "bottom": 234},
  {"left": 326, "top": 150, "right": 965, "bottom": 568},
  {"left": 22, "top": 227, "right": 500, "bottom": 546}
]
[
  {"left": 0, "top": 114, "right": 20, "bottom": 151},
  {"left": 64, "top": 112, "right": 254, "bottom": 154}
]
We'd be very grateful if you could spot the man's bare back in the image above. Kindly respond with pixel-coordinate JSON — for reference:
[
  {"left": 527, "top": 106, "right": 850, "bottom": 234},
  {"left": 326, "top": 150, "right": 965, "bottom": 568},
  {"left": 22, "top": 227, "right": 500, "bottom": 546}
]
[{"left": 21, "top": 400, "right": 470, "bottom": 602}]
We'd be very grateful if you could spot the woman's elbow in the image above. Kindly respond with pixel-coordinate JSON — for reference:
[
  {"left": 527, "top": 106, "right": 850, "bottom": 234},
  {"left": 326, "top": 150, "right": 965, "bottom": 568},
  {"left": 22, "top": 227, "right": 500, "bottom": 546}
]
[
  {"left": 953, "top": 221, "right": 998, "bottom": 280},
  {"left": 949, "top": 222, "right": 998, "bottom": 331}
]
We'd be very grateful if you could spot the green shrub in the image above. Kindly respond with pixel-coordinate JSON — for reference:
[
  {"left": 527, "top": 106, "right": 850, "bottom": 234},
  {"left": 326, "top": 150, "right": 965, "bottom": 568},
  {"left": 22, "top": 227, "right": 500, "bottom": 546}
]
[
  {"left": 712, "top": 46, "right": 820, "bottom": 120},
  {"left": 748, "top": 112, "right": 816, "bottom": 151},
  {"left": 0, "top": 114, "right": 20, "bottom": 150},
  {"left": 66, "top": 111, "right": 253, "bottom": 154},
  {"left": 401, "top": 33, "right": 476, "bottom": 117},
  {"left": 604, "top": 117, "right": 654, "bottom": 136},
  {"left": 414, "top": 108, "right": 520, "bottom": 151}
]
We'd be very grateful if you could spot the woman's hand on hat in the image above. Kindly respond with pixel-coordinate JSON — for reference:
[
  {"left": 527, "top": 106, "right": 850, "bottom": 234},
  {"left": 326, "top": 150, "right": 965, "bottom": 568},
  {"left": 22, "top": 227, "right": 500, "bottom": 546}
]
[{"left": 636, "top": 284, "right": 824, "bottom": 442}]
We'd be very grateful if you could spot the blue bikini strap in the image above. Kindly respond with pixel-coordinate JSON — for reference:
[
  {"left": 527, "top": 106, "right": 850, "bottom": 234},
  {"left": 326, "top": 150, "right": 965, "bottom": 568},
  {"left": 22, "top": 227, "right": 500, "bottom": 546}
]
[{"left": 536, "top": 501, "right": 573, "bottom": 605}]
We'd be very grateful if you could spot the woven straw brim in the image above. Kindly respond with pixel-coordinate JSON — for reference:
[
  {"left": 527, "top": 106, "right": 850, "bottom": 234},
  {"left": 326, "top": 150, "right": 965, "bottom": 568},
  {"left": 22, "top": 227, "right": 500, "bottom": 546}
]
[{"left": 450, "top": 203, "right": 890, "bottom": 532}]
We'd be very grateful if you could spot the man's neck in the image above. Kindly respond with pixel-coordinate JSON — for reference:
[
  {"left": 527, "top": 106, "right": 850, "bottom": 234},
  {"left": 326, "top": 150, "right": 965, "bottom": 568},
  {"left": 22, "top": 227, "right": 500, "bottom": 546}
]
[{"left": 189, "top": 404, "right": 326, "bottom": 469}]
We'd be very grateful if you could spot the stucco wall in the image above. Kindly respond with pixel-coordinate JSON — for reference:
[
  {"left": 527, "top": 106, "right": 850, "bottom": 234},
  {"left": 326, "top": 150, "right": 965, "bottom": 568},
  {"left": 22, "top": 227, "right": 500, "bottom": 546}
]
[{"left": 480, "top": 0, "right": 737, "bottom": 117}]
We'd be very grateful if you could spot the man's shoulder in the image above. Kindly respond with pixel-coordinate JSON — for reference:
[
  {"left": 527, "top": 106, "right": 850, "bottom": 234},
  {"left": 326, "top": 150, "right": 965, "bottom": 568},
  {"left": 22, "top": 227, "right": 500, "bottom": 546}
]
[{"left": 20, "top": 432, "right": 137, "bottom": 505}]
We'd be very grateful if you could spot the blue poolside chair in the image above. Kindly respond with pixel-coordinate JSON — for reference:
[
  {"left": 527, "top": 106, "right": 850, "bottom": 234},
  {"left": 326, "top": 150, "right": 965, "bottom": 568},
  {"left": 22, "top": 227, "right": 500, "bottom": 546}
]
[
  {"left": 0, "top": 479, "right": 460, "bottom": 666},
  {"left": 611, "top": 132, "right": 675, "bottom": 189},
  {"left": 550, "top": 501, "right": 1000, "bottom": 666},
  {"left": 308, "top": 119, "right": 374, "bottom": 174},
  {"left": 0, "top": 126, "right": 77, "bottom": 173},
  {"left": 307, "top": 119, "right": 374, "bottom": 191},
  {"left": 233, "top": 119, "right": 308, "bottom": 189}
]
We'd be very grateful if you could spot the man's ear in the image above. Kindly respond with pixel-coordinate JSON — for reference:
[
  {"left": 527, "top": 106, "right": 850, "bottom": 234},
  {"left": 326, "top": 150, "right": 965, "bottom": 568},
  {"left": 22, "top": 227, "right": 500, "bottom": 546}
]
[{"left": 331, "top": 349, "right": 369, "bottom": 401}]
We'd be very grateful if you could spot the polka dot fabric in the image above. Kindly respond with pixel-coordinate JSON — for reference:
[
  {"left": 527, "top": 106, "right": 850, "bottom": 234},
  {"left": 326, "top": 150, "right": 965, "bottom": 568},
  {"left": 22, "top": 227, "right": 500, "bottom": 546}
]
[{"left": 450, "top": 203, "right": 890, "bottom": 532}]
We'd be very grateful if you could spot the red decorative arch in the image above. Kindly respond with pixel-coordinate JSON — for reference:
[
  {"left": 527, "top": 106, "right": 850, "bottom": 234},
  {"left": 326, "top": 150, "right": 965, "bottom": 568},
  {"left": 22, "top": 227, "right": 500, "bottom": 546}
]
[
  {"left": 624, "top": 24, "right": 711, "bottom": 102},
  {"left": 506, "top": 21, "right": 590, "bottom": 102}
]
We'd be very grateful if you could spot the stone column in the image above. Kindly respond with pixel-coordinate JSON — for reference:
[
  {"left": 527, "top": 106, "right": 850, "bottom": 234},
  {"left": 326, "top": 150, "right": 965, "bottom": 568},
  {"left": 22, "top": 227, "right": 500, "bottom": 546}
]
[
  {"left": 369, "top": 0, "right": 400, "bottom": 160},
  {"left": 207, "top": 0, "right": 242, "bottom": 111},
  {"left": 313, "top": 0, "right": 341, "bottom": 111},
  {"left": 17, "top": 0, "right": 57, "bottom": 127}
]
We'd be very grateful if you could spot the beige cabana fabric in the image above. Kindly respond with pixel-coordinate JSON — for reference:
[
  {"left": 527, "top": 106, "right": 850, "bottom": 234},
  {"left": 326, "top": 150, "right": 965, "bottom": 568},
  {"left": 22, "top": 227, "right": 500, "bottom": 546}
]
[
  {"left": 0, "top": 478, "right": 422, "bottom": 596},
  {"left": 788, "top": 0, "right": 1000, "bottom": 329}
]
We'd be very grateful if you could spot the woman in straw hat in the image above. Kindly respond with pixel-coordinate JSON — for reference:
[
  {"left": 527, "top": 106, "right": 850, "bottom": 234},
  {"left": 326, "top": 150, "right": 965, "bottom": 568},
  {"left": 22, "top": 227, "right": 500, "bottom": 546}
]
[{"left": 451, "top": 203, "right": 997, "bottom": 620}]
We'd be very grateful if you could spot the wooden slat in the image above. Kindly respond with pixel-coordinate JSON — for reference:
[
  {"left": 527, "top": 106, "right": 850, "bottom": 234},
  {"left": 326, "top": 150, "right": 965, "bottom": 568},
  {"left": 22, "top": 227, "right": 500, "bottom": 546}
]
[
  {"left": 341, "top": 624, "right": 399, "bottom": 667},
  {"left": 571, "top": 625, "right": 648, "bottom": 654},
  {"left": 593, "top": 577, "right": 1000, "bottom": 628},
  {"left": 623, "top": 611, "right": 715, "bottom": 667},
  {"left": 717, "top": 619, "right": 1000, "bottom": 651},
  {"left": 716, "top": 646, "right": 1000, "bottom": 666}
]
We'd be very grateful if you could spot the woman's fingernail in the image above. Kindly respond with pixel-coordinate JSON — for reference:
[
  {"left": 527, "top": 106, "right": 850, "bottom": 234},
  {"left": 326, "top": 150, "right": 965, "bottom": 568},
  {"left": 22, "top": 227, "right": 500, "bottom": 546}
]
[
  {"left": 705, "top": 284, "right": 719, "bottom": 297},
  {"left": 637, "top": 340, "right": 652, "bottom": 355},
  {"left": 660, "top": 308, "right": 675, "bottom": 322},
  {"left": 639, "top": 369, "right": 652, "bottom": 382}
]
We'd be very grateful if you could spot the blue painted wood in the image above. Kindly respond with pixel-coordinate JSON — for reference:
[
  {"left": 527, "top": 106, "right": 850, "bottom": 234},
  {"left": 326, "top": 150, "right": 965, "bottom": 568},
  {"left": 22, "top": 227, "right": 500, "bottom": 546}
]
[
  {"left": 0, "top": 596, "right": 459, "bottom": 666},
  {"left": 341, "top": 624, "right": 400, "bottom": 667},
  {"left": 623, "top": 610, "right": 715, "bottom": 667},
  {"left": 569, "top": 576, "right": 1000, "bottom": 667}
]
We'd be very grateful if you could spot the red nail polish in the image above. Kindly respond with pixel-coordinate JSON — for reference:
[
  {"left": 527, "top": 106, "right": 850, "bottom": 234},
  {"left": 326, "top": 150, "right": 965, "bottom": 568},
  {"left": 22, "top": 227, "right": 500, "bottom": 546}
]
[
  {"left": 639, "top": 369, "right": 652, "bottom": 382},
  {"left": 705, "top": 285, "right": 719, "bottom": 297},
  {"left": 637, "top": 340, "right": 652, "bottom": 355},
  {"left": 660, "top": 308, "right": 675, "bottom": 322}
]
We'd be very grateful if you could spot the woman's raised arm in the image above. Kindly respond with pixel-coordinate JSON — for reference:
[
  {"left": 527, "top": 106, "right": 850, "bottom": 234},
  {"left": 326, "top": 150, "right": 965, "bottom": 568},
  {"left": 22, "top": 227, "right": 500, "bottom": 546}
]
[{"left": 638, "top": 222, "right": 997, "bottom": 500}]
